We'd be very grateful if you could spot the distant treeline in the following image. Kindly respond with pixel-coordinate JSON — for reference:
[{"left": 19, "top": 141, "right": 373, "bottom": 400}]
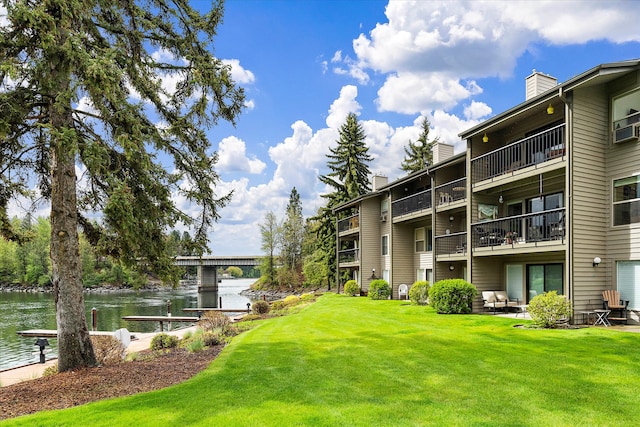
[{"left": 0, "top": 215, "right": 259, "bottom": 288}]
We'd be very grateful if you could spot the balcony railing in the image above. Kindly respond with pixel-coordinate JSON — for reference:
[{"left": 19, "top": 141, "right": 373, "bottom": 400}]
[
  {"left": 435, "top": 178, "right": 466, "bottom": 206},
  {"left": 338, "top": 214, "right": 359, "bottom": 233},
  {"left": 472, "top": 124, "right": 565, "bottom": 183},
  {"left": 471, "top": 208, "right": 565, "bottom": 249},
  {"left": 435, "top": 232, "right": 467, "bottom": 255},
  {"left": 338, "top": 248, "right": 359, "bottom": 264},
  {"left": 392, "top": 189, "right": 432, "bottom": 217}
]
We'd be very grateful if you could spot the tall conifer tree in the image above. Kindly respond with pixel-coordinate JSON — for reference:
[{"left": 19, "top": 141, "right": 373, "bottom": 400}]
[
  {"left": 0, "top": 0, "right": 244, "bottom": 371},
  {"left": 315, "top": 113, "right": 372, "bottom": 288},
  {"left": 401, "top": 117, "right": 439, "bottom": 173}
]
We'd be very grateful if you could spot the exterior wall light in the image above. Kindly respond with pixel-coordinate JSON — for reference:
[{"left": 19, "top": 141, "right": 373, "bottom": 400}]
[
  {"left": 449, "top": 264, "right": 455, "bottom": 271},
  {"left": 482, "top": 133, "right": 489, "bottom": 143},
  {"left": 593, "top": 257, "right": 602, "bottom": 267},
  {"left": 547, "top": 103, "right": 554, "bottom": 115},
  {"left": 369, "top": 268, "right": 377, "bottom": 279}
]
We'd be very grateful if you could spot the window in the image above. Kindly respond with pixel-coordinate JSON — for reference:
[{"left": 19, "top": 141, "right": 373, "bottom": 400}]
[
  {"left": 527, "top": 264, "right": 563, "bottom": 302},
  {"left": 381, "top": 198, "right": 389, "bottom": 214},
  {"left": 612, "top": 88, "right": 640, "bottom": 143},
  {"left": 415, "top": 228, "right": 425, "bottom": 252},
  {"left": 381, "top": 235, "right": 389, "bottom": 256},
  {"left": 613, "top": 175, "right": 640, "bottom": 226},
  {"left": 617, "top": 261, "right": 640, "bottom": 310}
]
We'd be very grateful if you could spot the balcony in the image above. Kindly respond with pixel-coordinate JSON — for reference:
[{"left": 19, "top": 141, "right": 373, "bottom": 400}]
[
  {"left": 338, "top": 214, "right": 359, "bottom": 235},
  {"left": 472, "top": 124, "right": 565, "bottom": 184},
  {"left": 338, "top": 248, "right": 359, "bottom": 264},
  {"left": 435, "top": 178, "right": 466, "bottom": 207},
  {"left": 471, "top": 208, "right": 565, "bottom": 250},
  {"left": 435, "top": 232, "right": 467, "bottom": 256},
  {"left": 392, "top": 189, "right": 432, "bottom": 218}
]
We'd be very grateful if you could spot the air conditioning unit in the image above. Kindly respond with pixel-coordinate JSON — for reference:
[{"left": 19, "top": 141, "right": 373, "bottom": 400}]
[
  {"left": 380, "top": 213, "right": 387, "bottom": 222},
  {"left": 614, "top": 122, "right": 640, "bottom": 144}
]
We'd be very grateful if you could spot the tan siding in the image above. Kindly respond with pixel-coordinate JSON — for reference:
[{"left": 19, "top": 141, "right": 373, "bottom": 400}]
[
  {"left": 360, "top": 197, "right": 383, "bottom": 292},
  {"left": 391, "top": 223, "right": 414, "bottom": 298},
  {"left": 571, "top": 85, "right": 609, "bottom": 312}
]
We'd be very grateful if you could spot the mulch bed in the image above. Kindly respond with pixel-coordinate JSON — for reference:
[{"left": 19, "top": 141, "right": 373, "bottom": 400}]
[{"left": 0, "top": 345, "right": 223, "bottom": 421}]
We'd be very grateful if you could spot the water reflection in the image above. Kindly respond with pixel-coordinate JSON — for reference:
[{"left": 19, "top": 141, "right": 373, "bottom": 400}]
[{"left": 0, "top": 279, "right": 253, "bottom": 370}]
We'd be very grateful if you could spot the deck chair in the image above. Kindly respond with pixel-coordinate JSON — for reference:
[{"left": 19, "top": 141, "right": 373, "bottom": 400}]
[
  {"left": 398, "top": 284, "right": 408, "bottom": 300},
  {"left": 494, "top": 291, "right": 520, "bottom": 312},
  {"left": 482, "top": 291, "right": 506, "bottom": 314},
  {"left": 602, "top": 290, "right": 629, "bottom": 324}
]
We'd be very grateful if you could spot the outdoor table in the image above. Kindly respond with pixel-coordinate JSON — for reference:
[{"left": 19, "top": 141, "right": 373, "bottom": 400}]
[
  {"left": 594, "top": 309, "right": 611, "bottom": 327},
  {"left": 515, "top": 305, "right": 528, "bottom": 318}
]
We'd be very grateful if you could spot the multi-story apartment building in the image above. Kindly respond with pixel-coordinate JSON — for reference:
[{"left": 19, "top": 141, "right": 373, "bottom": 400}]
[{"left": 335, "top": 60, "right": 640, "bottom": 324}]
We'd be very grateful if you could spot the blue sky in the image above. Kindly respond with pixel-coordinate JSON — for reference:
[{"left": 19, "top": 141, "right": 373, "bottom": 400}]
[{"left": 6, "top": 0, "right": 640, "bottom": 257}]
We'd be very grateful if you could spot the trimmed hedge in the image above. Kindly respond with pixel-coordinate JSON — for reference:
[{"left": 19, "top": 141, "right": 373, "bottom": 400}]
[
  {"left": 408, "top": 280, "right": 430, "bottom": 305},
  {"left": 429, "top": 279, "right": 477, "bottom": 314},
  {"left": 343, "top": 280, "right": 360, "bottom": 296},
  {"left": 368, "top": 279, "right": 391, "bottom": 300},
  {"left": 527, "top": 290, "right": 572, "bottom": 328}
]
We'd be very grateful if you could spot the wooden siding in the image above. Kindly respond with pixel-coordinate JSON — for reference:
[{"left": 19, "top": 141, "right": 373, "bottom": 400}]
[
  {"left": 606, "top": 72, "right": 640, "bottom": 317},
  {"left": 391, "top": 223, "right": 415, "bottom": 298},
  {"left": 570, "top": 85, "right": 609, "bottom": 313},
  {"left": 360, "top": 197, "right": 384, "bottom": 292}
]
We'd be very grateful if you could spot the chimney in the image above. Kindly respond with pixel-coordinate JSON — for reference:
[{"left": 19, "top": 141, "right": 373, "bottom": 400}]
[
  {"left": 526, "top": 70, "right": 557, "bottom": 100},
  {"left": 432, "top": 142, "right": 454, "bottom": 164},
  {"left": 372, "top": 175, "right": 388, "bottom": 191}
]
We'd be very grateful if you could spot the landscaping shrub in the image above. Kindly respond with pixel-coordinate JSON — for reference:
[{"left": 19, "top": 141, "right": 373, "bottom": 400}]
[
  {"left": 150, "top": 333, "right": 179, "bottom": 351},
  {"left": 368, "top": 279, "right": 391, "bottom": 300},
  {"left": 186, "top": 338, "right": 204, "bottom": 353},
  {"left": 252, "top": 300, "right": 270, "bottom": 315},
  {"left": 201, "top": 331, "right": 222, "bottom": 346},
  {"left": 408, "top": 280, "right": 430, "bottom": 305},
  {"left": 240, "top": 314, "right": 263, "bottom": 322},
  {"left": 300, "top": 292, "right": 316, "bottom": 302},
  {"left": 527, "top": 290, "right": 572, "bottom": 328},
  {"left": 198, "top": 311, "right": 230, "bottom": 332},
  {"left": 270, "top": 300, "right": 285, "bottom": 311},
  {"left": 429, "top": 279, "right": 477, "bottom": 314},
  {"left": 343, "top": 280, "right": 360, "bottom": 296},
  {"left": 90, "top": 335, "right": 126, "bottom": 365},
  {"left": 283, "top": 295, "right": 301, "bottom": 306},
  {"left": 42, "top": 364, "right": 58, "bottom": 377}
]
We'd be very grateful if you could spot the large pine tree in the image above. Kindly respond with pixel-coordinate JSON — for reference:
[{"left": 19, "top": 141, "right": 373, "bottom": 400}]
[
  {"left": 314, "top": 113, "right": 372, "bottom": 288},
  {"left": 401, "top": 117, "right": 439, "bottom": 173},
  {"left": 0, "top": 0, "right": 244, "bottom": 371}
]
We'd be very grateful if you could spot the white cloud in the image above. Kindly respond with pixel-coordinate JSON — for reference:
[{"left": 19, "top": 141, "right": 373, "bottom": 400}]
[
  {"left": 376, "top": 71, "right": 482, "bottom": 114},
  {"left": 222, "top": 59, "right": 256, "bottom": 85},
  {"left": 325, "top": 85, "right": 361, "bottom": 129},
  {"left": 217, "top": 136, "right": 266, "bottom": 174},
  {"left": 351, "top": 0, "right": 640, "bottom": 115},
  {"left": 0, "top": 6, "right": 8, "bottom": 27},
  {"left": 463, "top": 101, "right": 492, "bottom": 121},
  {"left": 244, "top": 99, "right": 256, "bottom": 110}
]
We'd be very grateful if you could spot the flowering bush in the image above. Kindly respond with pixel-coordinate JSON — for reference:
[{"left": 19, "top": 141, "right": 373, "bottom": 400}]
[{"left": 527, "top": 291, "right": 572, "bottom": 328}]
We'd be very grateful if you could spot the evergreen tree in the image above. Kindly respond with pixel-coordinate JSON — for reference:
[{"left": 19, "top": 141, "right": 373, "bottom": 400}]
[
  {"left": 401, "top": 117, "right": 439, "bottom": 173},
  {"left": 314, "top": 113, "right": 372, "bottom": 288},
  {"left": 280, "top": 187, "right": 304, "bottom": 272},
  {"left": 0, "top": 0, "right": 244, "bottom": 372}
]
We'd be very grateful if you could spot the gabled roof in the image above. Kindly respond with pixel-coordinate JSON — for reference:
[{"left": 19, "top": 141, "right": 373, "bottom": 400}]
[{"left": 459, "top": 59, "right": 640, "bottom": 139}]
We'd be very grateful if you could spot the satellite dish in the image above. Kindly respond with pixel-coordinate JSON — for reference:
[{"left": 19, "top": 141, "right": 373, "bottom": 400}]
[{"left": 114, "top": 328, "right": 131, "bottom": 348}]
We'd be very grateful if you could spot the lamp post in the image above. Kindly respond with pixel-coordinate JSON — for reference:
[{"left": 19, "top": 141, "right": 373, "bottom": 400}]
[{"left": 34, "top": 338, "right": 49, "bottom": 364}]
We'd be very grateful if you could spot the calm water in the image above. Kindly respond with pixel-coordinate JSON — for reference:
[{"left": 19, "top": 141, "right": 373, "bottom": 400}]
[{"left": 0, "top": 279, "right": 254, "bottom": 371}]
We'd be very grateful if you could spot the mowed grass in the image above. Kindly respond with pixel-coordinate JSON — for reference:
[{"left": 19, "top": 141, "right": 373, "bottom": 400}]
[{"left": 4, "top": 293, "right": 640, "bottom": 426}]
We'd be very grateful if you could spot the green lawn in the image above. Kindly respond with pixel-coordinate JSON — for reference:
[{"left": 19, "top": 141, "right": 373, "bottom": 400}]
[{"left": 4, "top": 293, "right": 640, "bottom": 426}]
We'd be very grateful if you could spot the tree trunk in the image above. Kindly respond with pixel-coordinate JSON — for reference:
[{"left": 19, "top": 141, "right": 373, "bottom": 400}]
[{"left": 50, "top": 112, "right": 97, "bottom": 372}]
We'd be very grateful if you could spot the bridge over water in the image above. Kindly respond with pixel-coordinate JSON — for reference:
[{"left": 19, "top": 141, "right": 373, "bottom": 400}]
[{"left": 174, "top": 255, "right": 261, "bottom": 291}]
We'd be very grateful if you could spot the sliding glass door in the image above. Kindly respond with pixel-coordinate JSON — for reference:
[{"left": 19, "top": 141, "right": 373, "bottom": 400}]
[{"left": 527, "top": 263, "right": 563, "bottom": 302}]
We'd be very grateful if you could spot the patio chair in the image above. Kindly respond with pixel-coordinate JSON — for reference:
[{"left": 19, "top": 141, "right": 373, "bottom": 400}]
[
  {"left": 398, "top": 284, "right": 408, "bottom": 300},
  {"left": 602, "top": 290, "right": 629, "bottom": 324},
  {"left": 494, "top": 291, "right": 520, "bottom": 312},
  {"left": 482, "top": 291, "right": 507, "bottom": 314}
]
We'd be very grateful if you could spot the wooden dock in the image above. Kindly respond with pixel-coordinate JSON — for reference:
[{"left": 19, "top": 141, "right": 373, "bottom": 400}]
[
  {"left": 183, "top": 307, "right": 251, "bottom": 314},
  {"left": 121, "top": 315, "right": 199, "bottom": 332},
  {"left": 17, "top": 330, "right": 132, "bottom": 338}
]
